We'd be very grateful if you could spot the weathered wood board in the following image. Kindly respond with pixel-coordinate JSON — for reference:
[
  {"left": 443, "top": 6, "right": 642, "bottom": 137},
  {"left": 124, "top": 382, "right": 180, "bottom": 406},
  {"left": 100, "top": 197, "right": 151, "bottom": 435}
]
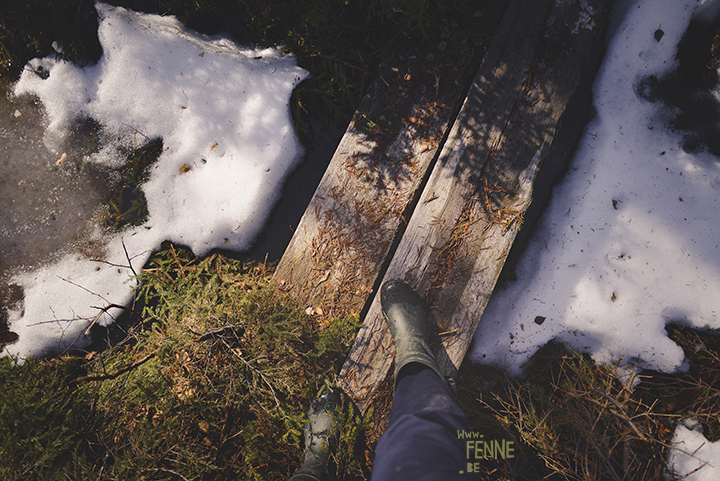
[
  {"left": 272, "top": 38, "right": 491, "bottom": 320},
  {"left": 337, "top": 0, "right": 616, "bottom": 413}
]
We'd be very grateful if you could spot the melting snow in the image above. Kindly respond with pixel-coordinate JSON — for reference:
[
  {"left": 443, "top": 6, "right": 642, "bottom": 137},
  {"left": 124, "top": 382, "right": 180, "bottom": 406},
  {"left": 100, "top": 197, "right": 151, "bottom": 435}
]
[
  {"left": 472, "top": 0, "right": 720, "bottom": 477},
  {"left": 4, "top": 2, "right": 307, "bottom": 359}
]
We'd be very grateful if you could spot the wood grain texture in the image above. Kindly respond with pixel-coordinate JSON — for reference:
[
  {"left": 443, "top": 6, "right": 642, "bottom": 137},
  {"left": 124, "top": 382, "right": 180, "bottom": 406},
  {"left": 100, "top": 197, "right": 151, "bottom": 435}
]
[
  {"left": 272, "top": 43, "right": 485, "bottom": 320},
  {"left": 338, "top": 0, "right": 615, "bottom": 413}
]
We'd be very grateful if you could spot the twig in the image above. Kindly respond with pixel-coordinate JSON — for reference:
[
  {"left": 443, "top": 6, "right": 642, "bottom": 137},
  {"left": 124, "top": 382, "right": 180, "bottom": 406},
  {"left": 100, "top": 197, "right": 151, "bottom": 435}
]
[
  {"left": 592, "top": 386, "right": 630, "bottom": 415},
  {"left": 69, "top": 353, "right": 155, "bottom": 385},
  {"left": 159, "top": 468, "right": 190, "bottom": 481},
  {"left": 223, "top": 340, "right": 284, "bottom": 414},
  {"left": 590, "top": 386, "right": 706, "bottom": 461},
  {"left": 122, "top": 237, "right": 137, "bottom": 277},
  {"left": 83, "top": 303, "right": 136, "bottom": 335},
  {"left": 55, "top": 275, "right": 110, "bottom": 305},
  {"left": 196, "top": 326, "right": 236, "bottom": 342},
  {"left": 587, "top": 432, "right": 622, "bottom": 481},
  {"left": 675, "top": 461, "right": 710, "bottom": 480},
  {"left": 588, "top": 389, "right": 647, "bottom": 441}
]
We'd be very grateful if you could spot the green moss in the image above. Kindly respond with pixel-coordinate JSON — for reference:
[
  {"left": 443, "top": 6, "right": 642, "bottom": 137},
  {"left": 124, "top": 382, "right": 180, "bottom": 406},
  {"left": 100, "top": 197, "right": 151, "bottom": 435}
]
[
  {"left": 6, "top": 258, "right": 720, "bottom": 481},
  {"left": 0, "top": 249, "right": 367, "bottom": 480},
  {"left": 0, "top": 355, "right": 93, "bottom": 480}
]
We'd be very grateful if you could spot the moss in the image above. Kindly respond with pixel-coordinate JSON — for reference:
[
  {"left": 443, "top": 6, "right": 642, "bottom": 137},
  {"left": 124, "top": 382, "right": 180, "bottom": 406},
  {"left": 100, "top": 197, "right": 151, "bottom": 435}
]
[
  {"left": 0, "top": 249, "right": 368, "bottom": 479},
  {"left": 5, "top": 259, "right": 720, "bottom": 480},
  {"left": 0, "top": 355, "right": 94, "bottom": 480}
]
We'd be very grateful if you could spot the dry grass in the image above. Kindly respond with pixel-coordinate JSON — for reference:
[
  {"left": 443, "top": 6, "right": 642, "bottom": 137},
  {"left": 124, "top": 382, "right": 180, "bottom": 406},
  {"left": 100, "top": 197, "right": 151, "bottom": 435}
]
[
  {"left": 455, "top": 324, "right": 720, "bottom": 480},
  {"left": 1, "top": 247, "right": 369, "bottom": 480},
  {"left": 3, "top": 243, "right": 720, "bottom": 481}
]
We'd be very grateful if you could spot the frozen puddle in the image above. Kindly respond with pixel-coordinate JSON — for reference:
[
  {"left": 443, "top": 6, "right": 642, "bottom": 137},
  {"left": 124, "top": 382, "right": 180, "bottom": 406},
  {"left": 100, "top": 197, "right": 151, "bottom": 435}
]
[
  {"left": 3, "top": 2, "right": 307, "bottom": 359},
  {"left": 0, "top": 88, "right": 107, "bottom": 276}
]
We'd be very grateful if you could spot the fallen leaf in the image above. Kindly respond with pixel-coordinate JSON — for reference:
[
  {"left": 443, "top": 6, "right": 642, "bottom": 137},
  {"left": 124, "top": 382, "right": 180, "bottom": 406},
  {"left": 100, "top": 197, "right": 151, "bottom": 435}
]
[{"left": 305, "top": 306, "right": 324, "bottom": 317}]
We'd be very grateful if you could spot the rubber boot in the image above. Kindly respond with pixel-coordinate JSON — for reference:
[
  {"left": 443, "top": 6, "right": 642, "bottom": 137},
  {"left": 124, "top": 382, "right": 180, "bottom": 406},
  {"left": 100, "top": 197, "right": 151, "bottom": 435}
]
[
  {"left": 380, "top": 279, "right": 445, "bottom": 389},
  {"left": 289, "top": 387, "right": 343, "bottom": 481}
]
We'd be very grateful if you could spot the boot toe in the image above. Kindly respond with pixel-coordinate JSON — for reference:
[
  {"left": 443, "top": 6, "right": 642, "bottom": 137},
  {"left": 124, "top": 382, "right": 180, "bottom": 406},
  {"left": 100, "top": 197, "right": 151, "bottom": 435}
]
[
  {"left": 380, "top": 279, "right": 417, "bottom": 305},
  {"left": 380, "top": 280, "right": 427, "bottom": 335}
]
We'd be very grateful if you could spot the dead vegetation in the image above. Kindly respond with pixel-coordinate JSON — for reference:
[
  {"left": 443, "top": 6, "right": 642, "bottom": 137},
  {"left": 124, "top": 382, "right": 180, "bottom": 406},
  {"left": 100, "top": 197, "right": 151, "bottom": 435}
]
[
  {"left": 1, "top": 247, "right": 369, "bottom": 480},
  {"left": 2, "top": 247, "right": 719, "bottom": 480},
  {"left": 456, "top": 324, "right": 720, "bottom": 480}
]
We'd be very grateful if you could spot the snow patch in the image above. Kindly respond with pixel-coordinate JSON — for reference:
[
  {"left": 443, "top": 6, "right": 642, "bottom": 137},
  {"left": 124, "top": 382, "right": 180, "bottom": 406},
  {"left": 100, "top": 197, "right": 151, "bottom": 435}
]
[
  {"left": 5, "top": 2, "right": 307, "bottom": 359},
  {"left": 667, "top": 419, "right": 720, "bottom": 480},
  {"left": 472, "top": 0, "right": 720, "bottom": 377}
]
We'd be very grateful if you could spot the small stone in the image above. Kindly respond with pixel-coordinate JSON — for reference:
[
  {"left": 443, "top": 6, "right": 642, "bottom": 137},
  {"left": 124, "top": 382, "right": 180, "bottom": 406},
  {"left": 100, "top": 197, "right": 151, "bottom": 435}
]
[
  {"left": 437, "top": 40, "right": 448, "bottom": 52},
  {"left": 426, "top": 52, "right": 435, "bottom": 62}
]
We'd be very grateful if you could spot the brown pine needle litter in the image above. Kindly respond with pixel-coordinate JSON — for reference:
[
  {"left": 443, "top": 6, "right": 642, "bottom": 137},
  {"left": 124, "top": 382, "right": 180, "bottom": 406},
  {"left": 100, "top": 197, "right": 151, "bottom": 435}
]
[
  {"left": 455, "top": 325, "right": 720, "bottom": 480},
  {"left": 1, "top": 247, "right": 369, "bottom": 481}
]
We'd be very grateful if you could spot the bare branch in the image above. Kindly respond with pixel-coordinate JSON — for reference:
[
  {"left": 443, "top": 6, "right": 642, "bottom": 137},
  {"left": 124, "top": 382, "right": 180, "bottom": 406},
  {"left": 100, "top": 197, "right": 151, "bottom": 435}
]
[{"left": 69, "top": 352, "right": 155, "bottom": 385}]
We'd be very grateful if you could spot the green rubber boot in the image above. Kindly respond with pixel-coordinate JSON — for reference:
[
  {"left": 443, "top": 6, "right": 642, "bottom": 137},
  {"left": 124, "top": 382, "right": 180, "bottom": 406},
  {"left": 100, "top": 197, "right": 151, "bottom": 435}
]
[
  {"left": 380, "top": 279, "right": 445, "bottom": 389},
  {"left": 289, "top": 387, "right": 343, "bottom": 481}
]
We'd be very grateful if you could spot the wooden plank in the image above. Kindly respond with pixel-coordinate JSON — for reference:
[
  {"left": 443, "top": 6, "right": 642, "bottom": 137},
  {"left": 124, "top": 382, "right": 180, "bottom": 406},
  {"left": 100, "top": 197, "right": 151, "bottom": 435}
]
[
  {"left": 272, "top": 41, "right": 489, "bottom": 319},
  {"left": 338, "top": 0, "right": 616, "bottom": 413}
]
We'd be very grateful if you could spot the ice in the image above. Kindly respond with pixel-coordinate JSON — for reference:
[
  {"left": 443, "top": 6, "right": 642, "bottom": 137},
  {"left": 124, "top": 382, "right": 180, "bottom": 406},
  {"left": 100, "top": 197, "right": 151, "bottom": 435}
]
[{"left": 4, "top": 2, "right": 307, "bottom": 359}]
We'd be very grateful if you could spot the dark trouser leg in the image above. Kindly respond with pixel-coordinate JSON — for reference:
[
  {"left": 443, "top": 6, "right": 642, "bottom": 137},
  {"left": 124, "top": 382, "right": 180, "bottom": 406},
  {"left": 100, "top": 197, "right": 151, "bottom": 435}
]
[{"left": 371, "top": 364, "right": 479, "bottom": 481}]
